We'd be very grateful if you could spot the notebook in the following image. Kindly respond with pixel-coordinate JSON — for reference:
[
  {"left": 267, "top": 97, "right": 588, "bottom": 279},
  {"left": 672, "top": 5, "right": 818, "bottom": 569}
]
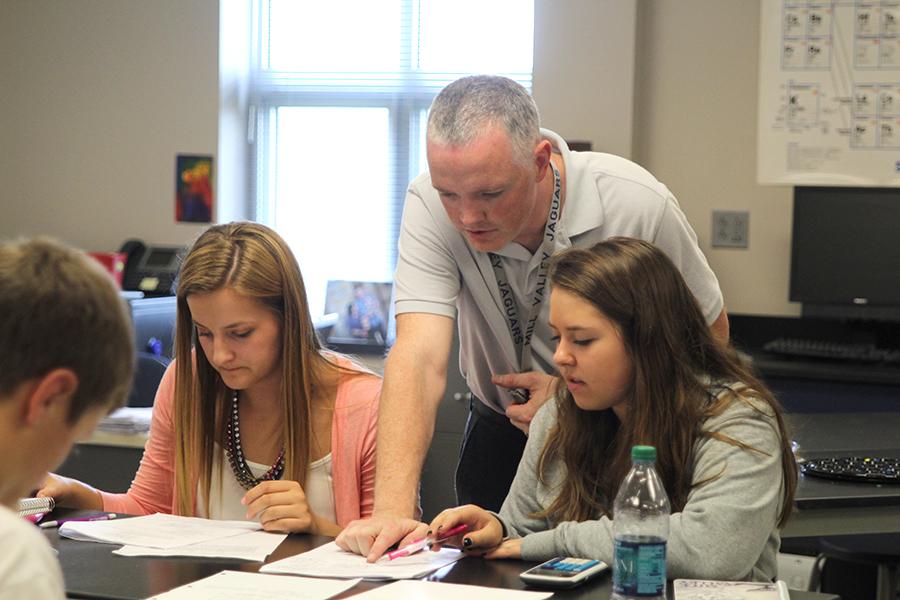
[{"left": 673, "top": 579, "right": 790, "bottom": 600}]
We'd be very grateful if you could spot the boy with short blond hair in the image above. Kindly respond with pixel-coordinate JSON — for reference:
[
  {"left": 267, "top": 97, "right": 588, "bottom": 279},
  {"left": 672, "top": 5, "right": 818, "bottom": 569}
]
[{"left": 0, "top": 238, "right": 134, "bottom": 599}]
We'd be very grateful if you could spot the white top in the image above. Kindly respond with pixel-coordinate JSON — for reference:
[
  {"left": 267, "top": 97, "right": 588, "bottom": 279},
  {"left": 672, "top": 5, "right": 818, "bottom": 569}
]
[
  {"left": 395, "top": 129, "right": 724, "bottom": 412},
  {"left": 0, "top": 504, "right": 65, "bottom": 600},
  {"left": 203, "top": 448, "right": 336, "bottom": 524}
]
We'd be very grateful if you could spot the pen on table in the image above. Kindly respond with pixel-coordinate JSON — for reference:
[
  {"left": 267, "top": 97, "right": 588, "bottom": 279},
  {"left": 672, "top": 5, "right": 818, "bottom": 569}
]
[
  {"left": 39, "top": 513, "right": 118, "bottom": 529},
  {"left": 387, "top": 523, "right": 468, "bottom": 560}
]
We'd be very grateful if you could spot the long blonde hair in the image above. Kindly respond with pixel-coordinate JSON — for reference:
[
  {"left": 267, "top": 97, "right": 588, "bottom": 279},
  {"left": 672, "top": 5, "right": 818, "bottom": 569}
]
[
  {"left": 537, "top": 238, "right": 796, "bottom": 527},
  {"left": 173, "top": 222, "right": 337, "bottom": 516}
]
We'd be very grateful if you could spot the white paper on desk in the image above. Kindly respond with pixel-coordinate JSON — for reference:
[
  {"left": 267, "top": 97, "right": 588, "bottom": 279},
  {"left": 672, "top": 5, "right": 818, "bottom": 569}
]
[
  {"left": 97, "top": 406, "right": 152, "bottom": 433},
  {"left": 349, "top": 580, "right": 553, "bottom": 599},
  {"left": 60, "top": 513, "right": 260, "bottom": 549},
  {"left": 259, "top": 541, "right": 464, "bottom": 580},
  {"left": 145, "top": 570, "right": 360, "bottom": 600},
  {"left": 113, "top": 530, "right": 287, "bottom": 561}
]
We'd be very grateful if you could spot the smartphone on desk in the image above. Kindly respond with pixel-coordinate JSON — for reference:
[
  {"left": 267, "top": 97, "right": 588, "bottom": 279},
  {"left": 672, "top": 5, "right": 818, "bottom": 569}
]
[{"left": 520, "top": 556, "right": 609, "bottom": 589}]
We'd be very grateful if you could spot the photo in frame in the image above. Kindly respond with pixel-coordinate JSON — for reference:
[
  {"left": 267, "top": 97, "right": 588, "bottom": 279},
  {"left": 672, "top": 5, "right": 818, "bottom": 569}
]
[{"left": 323, "top": 280, "right": 393, "bottom": 349}]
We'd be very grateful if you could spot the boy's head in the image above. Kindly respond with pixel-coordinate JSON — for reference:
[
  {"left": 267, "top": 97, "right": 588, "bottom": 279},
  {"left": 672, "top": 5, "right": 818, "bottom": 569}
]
[{"left": 0, "top": 238, "right": 134, "bottom": 505}]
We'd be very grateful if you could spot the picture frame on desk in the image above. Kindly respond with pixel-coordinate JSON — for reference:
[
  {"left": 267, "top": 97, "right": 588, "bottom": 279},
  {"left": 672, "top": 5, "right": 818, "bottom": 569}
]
[{"left": 322, "top": 280, "right": 393, "bottom": 355}]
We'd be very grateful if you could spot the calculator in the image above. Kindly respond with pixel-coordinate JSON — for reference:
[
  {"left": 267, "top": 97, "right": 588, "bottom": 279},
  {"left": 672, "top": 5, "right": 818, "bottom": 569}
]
[{"left": 519, "top": 556, "right": 609, "bottom": 588}]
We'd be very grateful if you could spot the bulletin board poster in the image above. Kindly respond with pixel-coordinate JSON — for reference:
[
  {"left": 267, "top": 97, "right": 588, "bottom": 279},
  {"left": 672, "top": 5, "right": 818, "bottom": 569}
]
[
  {"left": 175, "top": 154, "right": 214, "bottom": 223},
  {"left": 758, "top": 0, "right": 900, "bottom": 185}
]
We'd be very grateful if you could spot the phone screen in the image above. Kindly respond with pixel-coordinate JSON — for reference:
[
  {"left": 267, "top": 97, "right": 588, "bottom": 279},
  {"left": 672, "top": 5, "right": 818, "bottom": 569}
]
[
  {"left": 144, "top": 249, "right": 177, "bottom": 268},
  {"left": 530, "top": 557, "right": 600, "bottom": 577}
]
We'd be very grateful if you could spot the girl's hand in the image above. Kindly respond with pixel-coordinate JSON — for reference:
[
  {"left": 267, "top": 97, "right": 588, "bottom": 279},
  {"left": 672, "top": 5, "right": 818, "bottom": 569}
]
[
  {"left": 243, "top": 480, "right": 335, "bottom": 534},
  {"left": 36, "top": 473, "right": 103, "bottom": 510},
  {"left": 427, "top": 504, "right": 504, "bottom": 554},
  {"left": 484, "top": 537, "right": 523, "bottom": 559}
]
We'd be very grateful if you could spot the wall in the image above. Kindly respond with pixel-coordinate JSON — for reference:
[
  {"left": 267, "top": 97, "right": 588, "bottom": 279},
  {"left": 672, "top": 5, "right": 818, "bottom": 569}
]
[
  {"left": 217, "top": 0, "right": 251, "bottom": 224},
  {"left": 0, "top": 0, "right": 795, "bottom": 317},
  {"left": 0, "top": 0, "right": 219, "bottom": 252},
  {"left": 533, "top": 0, "right": 636, "bottom": 159},
  {"left": 633, "top": 0, "right": 799, "bottom": 316}
]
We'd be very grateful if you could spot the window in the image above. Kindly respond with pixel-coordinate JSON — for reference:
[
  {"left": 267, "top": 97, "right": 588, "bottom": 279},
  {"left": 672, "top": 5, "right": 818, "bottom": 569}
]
[{"left": 249, "top": 0, "right": 534, "bottom": 319}]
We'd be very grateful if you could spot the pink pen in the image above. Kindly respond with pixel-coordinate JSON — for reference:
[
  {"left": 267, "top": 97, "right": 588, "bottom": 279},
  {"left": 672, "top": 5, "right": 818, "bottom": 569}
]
[
  {"left": 39, "top": 513, "right": 118, "bottom": 529},
  {"left": 387, "top": 523, "right": 468, "bottom": 560}
]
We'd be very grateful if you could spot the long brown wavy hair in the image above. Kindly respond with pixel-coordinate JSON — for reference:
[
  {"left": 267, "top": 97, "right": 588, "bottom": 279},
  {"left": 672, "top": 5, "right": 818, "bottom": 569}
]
[
  {"left": 173, "top": 221, "right": 357, "bottom": 516},
  {"left": 536, "top": 237, "right": 796, "bottom": 527}
]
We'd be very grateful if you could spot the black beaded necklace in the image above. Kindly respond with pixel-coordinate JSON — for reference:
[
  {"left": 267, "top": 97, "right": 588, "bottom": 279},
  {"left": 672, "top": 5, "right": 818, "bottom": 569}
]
[{"left": 224, "top": 390, "right": 285, "bottom": 490}]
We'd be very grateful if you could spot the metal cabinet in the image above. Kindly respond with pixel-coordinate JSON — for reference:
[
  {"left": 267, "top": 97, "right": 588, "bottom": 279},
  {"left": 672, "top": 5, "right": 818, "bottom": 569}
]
[{"left": 419, "top": 333, "right": 470, "bottom": 520}]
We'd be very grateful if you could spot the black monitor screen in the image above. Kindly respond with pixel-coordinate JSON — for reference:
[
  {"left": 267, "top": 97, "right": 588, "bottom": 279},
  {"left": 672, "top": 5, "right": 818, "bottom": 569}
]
[
  {"left": 144, "top": 248, "right": 177, "bottom": 269},
  {"left": 791, "top": 186, "right": 900, "bottom": 307}
]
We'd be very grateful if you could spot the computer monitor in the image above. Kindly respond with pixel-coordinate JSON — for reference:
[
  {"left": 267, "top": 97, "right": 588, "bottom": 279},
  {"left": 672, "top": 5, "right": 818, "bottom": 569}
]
[{"left": 790, "top": 186, "right": 900, "bottom": 322}]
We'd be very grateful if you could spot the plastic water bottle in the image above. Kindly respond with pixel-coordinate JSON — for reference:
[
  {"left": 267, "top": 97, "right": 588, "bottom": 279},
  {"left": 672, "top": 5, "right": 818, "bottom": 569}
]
[{"left": 611, "top": 445, "right": 671, "bottom": 600}]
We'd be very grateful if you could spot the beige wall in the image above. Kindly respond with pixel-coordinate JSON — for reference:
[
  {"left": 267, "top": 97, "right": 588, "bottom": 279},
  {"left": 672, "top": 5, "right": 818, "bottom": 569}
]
[
  {"left": 633, "top": 0, "right": 799, "bottom": 316},
  {"left": 0, "top": 0, "right": 219, "bottom": 252},
  {"left": 533, "top": 0, "right": 636, "bottom": 159},
  {"left": 0, "top": 0, "right": 796, "bottom": 316}
]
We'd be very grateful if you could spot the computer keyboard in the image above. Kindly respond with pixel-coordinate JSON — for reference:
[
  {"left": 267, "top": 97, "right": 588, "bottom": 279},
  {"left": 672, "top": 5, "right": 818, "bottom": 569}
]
[
  {"left": 801, "top": 456, "right": 900, "bottom": 484},
  {"left": 762, "top": 337, "right": 900, "bottom": 365}
]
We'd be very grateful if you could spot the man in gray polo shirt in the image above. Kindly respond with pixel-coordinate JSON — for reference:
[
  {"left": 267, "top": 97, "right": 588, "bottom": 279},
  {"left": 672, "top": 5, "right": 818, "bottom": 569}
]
[{"left": 336, "top": 75, "right": 727, "bottom": 561}]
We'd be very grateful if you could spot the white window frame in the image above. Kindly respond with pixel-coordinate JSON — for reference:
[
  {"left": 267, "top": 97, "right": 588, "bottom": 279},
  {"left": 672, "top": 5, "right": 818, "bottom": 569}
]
[{"left": 247, "top": 0, "right": 533, "bottom": 314}]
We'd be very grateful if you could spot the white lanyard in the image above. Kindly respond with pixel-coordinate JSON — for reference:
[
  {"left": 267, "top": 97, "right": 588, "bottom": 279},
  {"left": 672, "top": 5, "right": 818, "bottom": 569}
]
[{"left": 489, "top": 161, "right": 562, "bottom": 375}]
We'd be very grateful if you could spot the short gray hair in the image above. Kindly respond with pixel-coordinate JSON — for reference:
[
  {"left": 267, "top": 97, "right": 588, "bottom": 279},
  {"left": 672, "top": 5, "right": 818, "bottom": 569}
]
[{"left": 427, "top": 75, "right": 541, "bottom": 165}]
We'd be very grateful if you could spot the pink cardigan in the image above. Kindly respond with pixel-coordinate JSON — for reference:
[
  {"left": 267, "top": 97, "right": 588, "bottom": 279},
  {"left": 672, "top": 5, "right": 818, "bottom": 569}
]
[{"left": 100, "top": 359, "right": 381, "bottom": 527}]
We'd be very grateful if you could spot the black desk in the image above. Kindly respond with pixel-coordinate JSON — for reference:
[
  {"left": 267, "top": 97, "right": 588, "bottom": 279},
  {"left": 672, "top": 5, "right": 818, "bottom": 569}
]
[
  {"left": 818, "top": 533, "right": 900, "bottom": 600},
  {"left": 784, "top": 411, "right": 900, "bottom": 537},
  {"left": 45, "top": 528, "right": 596, "bottom": 600},
  {"left": 729, "top": 314, "right": 900, "bottom": 416},
  {"left": 785, "top": 533, "right": 900, "bottom": 600},
  {"left": 44, "top": 524, "right": 835, "bottom": 600}
]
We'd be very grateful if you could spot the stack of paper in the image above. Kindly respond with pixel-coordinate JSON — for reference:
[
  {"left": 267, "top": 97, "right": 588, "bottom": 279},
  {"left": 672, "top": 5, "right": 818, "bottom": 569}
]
[
  {"left": 114, "top": 530, "right": 287, "bottom": 562},
  {"left": 145, "top": 571, "right": 360, "bottom": 600},
  {"left": 61, "top": 514, "right": 288, "bottom": 562},
  {"left": 96, "top": 406, "right": 153, "bottom": 434},
  {"left": 260, "top": 541, "right": 464, "bottom": 580},
  {"left": 60, "top": 513, "right": 260, "bottom": 548},
  {"left": 350, "top": 580, "right": 553, "bottom": 599}
]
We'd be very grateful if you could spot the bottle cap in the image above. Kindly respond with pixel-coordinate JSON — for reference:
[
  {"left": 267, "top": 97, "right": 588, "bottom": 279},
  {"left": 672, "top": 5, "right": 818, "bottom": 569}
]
[{"left": 632, "top": 445, "right": 656, "bottom": 461}]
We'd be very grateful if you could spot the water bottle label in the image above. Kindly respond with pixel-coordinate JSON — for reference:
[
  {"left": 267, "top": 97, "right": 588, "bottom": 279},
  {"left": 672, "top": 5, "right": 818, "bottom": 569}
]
[{"left": 613, "top": 539, "right": 666, "bottom": 597}]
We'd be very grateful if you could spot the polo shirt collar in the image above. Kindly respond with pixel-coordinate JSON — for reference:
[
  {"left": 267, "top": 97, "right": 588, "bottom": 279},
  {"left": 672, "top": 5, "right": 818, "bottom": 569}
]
[
  {"left": 493, "top": 128, "right": 598, "bottom": 259},
  {"left": 542, "top": 128, "right": 602, "bottom": 239}
]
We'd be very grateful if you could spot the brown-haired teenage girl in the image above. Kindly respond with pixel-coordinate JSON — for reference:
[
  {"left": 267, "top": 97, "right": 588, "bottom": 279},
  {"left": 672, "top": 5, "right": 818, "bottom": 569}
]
[
  {"left": 42, "top": 222, "right": 381, "bottom": 535},
  {"left": 429, "top": 237, "right": 796, "bottom": 581}
]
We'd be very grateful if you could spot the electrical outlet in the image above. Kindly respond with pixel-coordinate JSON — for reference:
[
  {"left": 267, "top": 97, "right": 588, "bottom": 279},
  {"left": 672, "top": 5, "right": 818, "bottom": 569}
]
[{"left": 712, "top": 210, "right": 749, "bottom": 248}]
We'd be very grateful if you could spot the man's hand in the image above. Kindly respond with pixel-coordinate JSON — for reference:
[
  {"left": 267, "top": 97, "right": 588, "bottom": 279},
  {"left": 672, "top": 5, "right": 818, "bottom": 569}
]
[
  {"left": 335, "top": 515, "right": 427, "bottom": 563},
  {"left": 492, "top": 371, "right": 556, "bottom": 434}
]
